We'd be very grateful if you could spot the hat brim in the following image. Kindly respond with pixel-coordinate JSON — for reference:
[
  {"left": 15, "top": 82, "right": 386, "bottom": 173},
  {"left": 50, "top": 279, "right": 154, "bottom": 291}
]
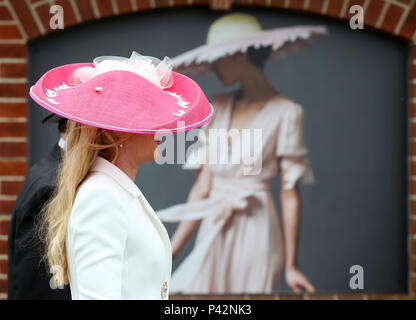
[
  {"left": 172, "top": 25, "right": 328, "bottom": 75},
  {"left": 30, "top": 63, "right": 214, "bottom": 134}
]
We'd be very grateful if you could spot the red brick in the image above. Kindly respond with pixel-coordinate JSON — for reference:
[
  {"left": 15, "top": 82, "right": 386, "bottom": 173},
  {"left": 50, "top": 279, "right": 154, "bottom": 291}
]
[
  {"left": 96, "top": 0, "right": 114, "bottom": 18},
  {"left": 0, "top": 103, "right": 26, "bottom": 118},
  {"left": 397, "top": 0, "right": 412, "bottom": 5},
  {"left": 364, "top": 0, "right": 385, "bottom": 28},
  {"left": 0, "top": 239, "right": 8, "bottom": 254},
  {"left": 0, "top": 219, "right": 10, "bottom": 235},
  {"left": 410, "top": 141, "right": 416, "bottom": 156},
  {"left": 411, "top": 180, "right": 416, "bottom": 195},
  {"left": 75, "top": 0, "right": 95, "bottom": 22},
  {"left": 0, "top": 25, "right": 23, "bottom": 40},
  {"left": 116, "top": 0, "right": 133, "bottom": 14},
  {"left": 252, "top": 0, "right": 269, "bottom": 5},
  {"left": 288, "top": 0, "right": 305, "bottom": 10},
  {"left": 367, "top": 293, "right": 405, "bottom": 300},
  {"left": 270, "top": 0, "right": 285, "bottom": 8},
  {"left": 54, "top": 0, "right": 78, "bottom": 29},
  {"left": 337, "top": 293, "right": 367, "bottom": 300},
  {"left": 1, "top": 180, "right": 24, "bottom": 196},
  {"left": 412, "top": 276, "right": 416, "bottom": 294},
  {"left": 411, "top": 123, "right": 416, "bottom": 138},
  {"left": 0, "top": 5, "right": 12, "bottom": 20},
  {"left": 0, "top": 259, "right": 7, "bottom": 274},
  {"left": 0, "top": 83, "right": 26, "bottom": 98},
  {"left": 0, "top": 44, "right": 26, "bottom": 59},
  {"left": 410, "top": 103, "right": 416, "bottom": 118},
  {"left": 35, "top": 4, "right": 53, "bottom": 33},
  {"left": 308, "top": 0, "right": 325, "bottom": 14},
  {"left": 411, "top": 64, "right": 416, "bottom": 79},
  {"left": 9, "top": 0, "right": 41, "bottom": 39},
  {"left": 399, "top": 5, "right": 416, "bottom": 40},
  {"left": 135, "top": 0, "right": 153, "bottom": 10},
  {"left": 154, "top": 0, "right": 171, "bottom": 8},
  {"left": 347, "top": 0, "right": 365, "bottom": 14},
  {"left": 173, "top": 0, "right": 190, "bottom": 5},
  {"left": 0, "top": 279, "right": 7, "bottom": 293},
  {"left": 413, "top": 238, "right": 416, "bottom": 255},
  {"left": 412, "top": 256, "right": 416, "bottom": 273},
  {"left": 0, "top": 161, "right": 26, "bottom": 176},
  {"left": 326, "top": 0, "right": 344, "bottom": 18},
  {"left": 411, "top": 45, "right": 416, "bottom": 60},
  {"left": 0, "top": 122, "right": 27, "bottom": 137},
  {"left": 233, "top": 0, "right": 250, "bottom": 5},
  {"left": 0, "top": 63, "right": 26, "bottom": 78},
  {"left": 0, "top": 201, "right": 15, "bottom": 215},
  {"left": 305, "top": 294, "right": 336, "bottom": 300},
  {"left": 193, "top": 0, "right": 209, "bottom": 4},
  {"left": 380, "top": 4, "right": 405, "bottom": 35},
  {"left": 411, "top": 162, "right": 416, "bottom": 176},
  {"left": 0, "top": 142, "right": 27, "bottom": 157},
  {"left": 278, "top": 294, "right": 305, "bottom": 300}
]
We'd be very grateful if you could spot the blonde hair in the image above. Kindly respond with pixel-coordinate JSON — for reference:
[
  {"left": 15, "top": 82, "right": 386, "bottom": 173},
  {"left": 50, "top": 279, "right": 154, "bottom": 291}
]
[{"left": 39, "top": 120, "right": 132, "bottom": 286}]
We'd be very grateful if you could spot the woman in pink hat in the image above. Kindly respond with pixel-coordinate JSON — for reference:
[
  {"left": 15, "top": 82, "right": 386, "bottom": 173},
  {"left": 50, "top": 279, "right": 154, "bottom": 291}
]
[
  {"left": 29, "top": 52, "right": 213, "bottom": 300},
  {"left": 157, "top": 13, "right": 327, "bottom": 295}
]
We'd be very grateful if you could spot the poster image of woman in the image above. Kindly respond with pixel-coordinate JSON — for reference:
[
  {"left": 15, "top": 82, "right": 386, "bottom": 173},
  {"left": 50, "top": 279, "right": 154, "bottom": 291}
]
[{"left": 157, "top": 13, "right": 327, "bottom": 295}]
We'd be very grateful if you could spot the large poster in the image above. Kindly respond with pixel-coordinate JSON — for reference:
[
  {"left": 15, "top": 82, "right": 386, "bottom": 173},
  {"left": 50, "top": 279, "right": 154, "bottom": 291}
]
[{"left": 27, "top": 7, "right": 408, "bottom": 295}]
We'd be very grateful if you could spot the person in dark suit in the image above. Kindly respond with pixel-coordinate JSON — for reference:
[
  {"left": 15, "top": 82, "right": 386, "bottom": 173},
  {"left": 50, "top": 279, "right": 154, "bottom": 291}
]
[{"left": 7, "top": 113, "right": 71, "bottom": 299}]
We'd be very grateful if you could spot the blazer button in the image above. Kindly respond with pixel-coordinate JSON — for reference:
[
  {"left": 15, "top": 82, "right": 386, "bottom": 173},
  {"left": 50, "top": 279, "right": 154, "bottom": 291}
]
[{"left": 161, "top": 280, "right": 168, "bottom": 299}]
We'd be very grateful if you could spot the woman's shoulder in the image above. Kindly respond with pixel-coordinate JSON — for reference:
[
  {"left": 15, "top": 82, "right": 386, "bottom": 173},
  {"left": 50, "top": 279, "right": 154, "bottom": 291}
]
[
  {"left": 71, "top": 173, "right": 127, "bottom": 214},
  {"left": 264, "top": 95, "right": 305, "bottom": 127},
  {"left": 77, "top": 171, "right": 123, "bottom": 198},
  {"left": 69, "top": 173, "right": 128, "bottom": 229},
  {"left": 268, "top": 95, "right": 304, "bottom": 113}
]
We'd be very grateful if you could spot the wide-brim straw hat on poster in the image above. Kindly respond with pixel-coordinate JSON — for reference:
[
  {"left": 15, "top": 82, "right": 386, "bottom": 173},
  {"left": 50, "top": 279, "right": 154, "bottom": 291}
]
[
  {"left": 172, "top": 13, "right": 328, "bottom": 75},
  {"left": 30, "top": 51, "right": 214, "bottom": 134}
]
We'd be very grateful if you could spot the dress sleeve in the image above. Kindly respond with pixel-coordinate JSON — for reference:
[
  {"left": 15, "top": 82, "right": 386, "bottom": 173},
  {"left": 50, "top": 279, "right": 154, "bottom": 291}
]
[
  {"left": 67, "top": 182, "right": 127, "bottom": 299},
  {"left": 275, "top": 103, "right": 315, "bottom": 190}
]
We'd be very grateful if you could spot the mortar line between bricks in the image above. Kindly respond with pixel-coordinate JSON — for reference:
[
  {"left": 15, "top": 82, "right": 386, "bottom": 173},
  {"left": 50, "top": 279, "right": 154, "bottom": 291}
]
[
  {"left": 0, "top": 58, "right": 26, "bottom": 63},
  {"left": 0, "top": 78, "right": 27, "bottom": 84},
  {"left": 0, "top": 39, "right": 26, "bottom": 44},
  {"left": 0, "top": 194, "right": 17, "bottom": 200},
  {"left": 130, "top": 0, "right": 137, "bottom": 11},
  {"left": 69, "top": 0, "right": 82, "bottom": 23},
  {"left": 110, "top": 0, "right": 119, "bottom": 15},
  {"left": 395, "top": 4, "right": 411, "bottom": 35},
  {"left": 0, "top": 117, "right": 27, "bottom": 122},
  {"left": 26, "top": 0, "right": 46, "bottom": 35},
  {"left": 376, "top": 1, "right": 390, "bottom": 29},
  {"left": 4, "top": 0, "right": 28, "bottom": 40}
]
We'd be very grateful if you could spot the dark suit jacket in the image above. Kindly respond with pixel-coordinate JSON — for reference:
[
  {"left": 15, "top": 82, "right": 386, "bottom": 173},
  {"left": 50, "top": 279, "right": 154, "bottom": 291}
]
[{"left": 8, "top": 143, "right": 71, "bottom": 300}]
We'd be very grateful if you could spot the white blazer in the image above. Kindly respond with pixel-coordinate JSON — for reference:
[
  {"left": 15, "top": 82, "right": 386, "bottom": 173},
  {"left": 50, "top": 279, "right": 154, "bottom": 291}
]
[{"left": 66, "top": 156, "right": 172, "bottom": 299}]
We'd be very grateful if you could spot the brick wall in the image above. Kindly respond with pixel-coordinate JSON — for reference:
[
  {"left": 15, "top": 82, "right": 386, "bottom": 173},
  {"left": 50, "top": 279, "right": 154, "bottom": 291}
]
[{"left": 0, "top": 0, "right": 415, "bottom": 300}]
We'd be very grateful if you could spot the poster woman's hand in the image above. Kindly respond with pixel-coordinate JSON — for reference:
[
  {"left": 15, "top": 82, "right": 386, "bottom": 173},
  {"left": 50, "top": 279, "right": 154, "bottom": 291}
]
[{"left": 285, "top": 266, "right": 315, "bottom": 294}]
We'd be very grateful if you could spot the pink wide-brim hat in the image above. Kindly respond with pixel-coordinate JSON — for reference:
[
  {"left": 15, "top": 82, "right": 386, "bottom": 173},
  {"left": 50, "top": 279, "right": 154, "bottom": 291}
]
[
  {"left": 172, "top": 13, "right": 328, "bottom": 75},
  {"left": 29, "top": 62, "right": 214, "bottom": 134}
]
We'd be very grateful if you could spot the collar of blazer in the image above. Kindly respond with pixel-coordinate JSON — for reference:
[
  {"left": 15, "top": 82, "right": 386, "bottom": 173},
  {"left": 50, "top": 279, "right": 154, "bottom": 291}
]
[{"left": 90, "top": 156, "right": 143, "bottom": 198}]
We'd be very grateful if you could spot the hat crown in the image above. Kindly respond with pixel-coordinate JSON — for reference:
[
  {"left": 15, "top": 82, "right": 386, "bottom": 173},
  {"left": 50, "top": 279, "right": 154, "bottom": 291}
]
[{"left": 206, "top": 13, "right": 262, "bottom": 45}]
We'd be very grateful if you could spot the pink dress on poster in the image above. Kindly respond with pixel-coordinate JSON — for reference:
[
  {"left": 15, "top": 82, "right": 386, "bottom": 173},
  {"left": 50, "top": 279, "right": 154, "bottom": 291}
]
[{"left": 157, "top": 91, "right": 315, "bottom": 294}]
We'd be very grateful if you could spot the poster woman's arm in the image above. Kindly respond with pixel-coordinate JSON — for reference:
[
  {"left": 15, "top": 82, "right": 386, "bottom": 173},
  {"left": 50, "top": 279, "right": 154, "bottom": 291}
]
[
  {"left": 280, "top": 177, "right": 315, "bottom": 294},
  {"left": 171, "top": 165, "right": 212, "bottom": 258}
]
